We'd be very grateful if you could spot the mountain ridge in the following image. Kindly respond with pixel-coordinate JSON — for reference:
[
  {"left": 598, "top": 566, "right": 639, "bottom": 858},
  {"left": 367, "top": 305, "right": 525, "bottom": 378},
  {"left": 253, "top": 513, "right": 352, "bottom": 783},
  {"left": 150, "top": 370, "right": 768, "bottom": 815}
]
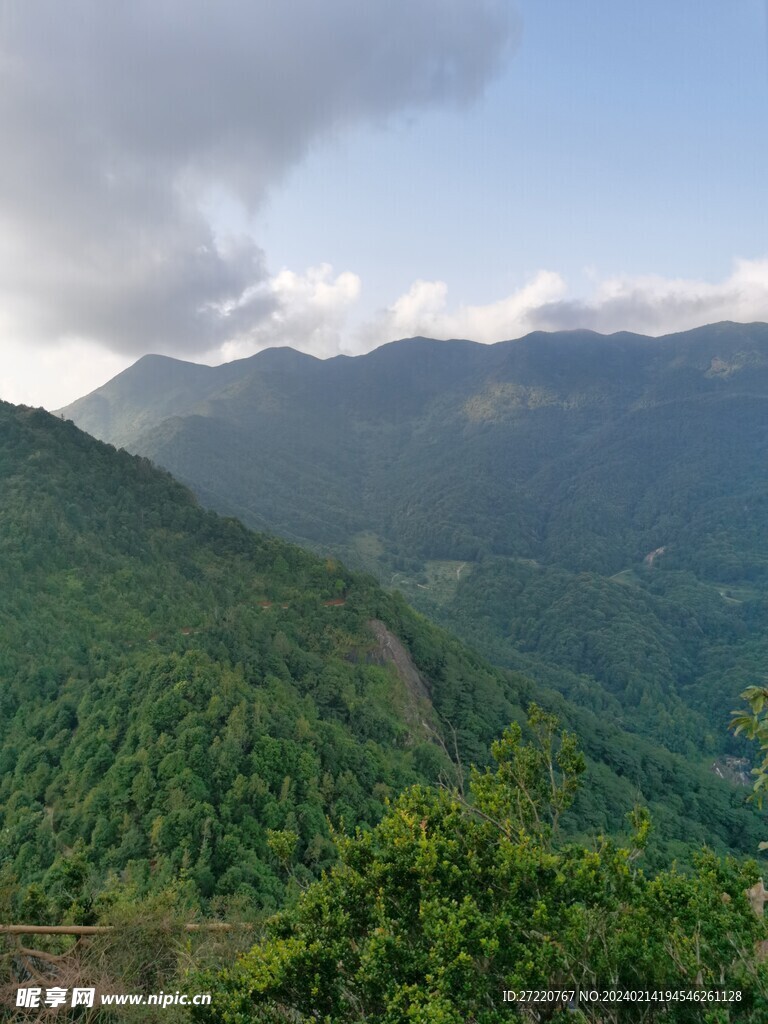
[
  {"left": 56, "top": 320, "right": 768, "bottom": 770},
  {"left": 59, "top": 321, "right": 768, "bottom": 444}
]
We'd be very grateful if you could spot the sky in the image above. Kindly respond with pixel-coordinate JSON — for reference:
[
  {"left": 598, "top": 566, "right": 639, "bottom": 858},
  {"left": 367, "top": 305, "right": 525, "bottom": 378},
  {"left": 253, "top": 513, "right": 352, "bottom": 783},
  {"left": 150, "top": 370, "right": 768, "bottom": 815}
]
[{"left": 1, "top": 0, "right": 768, "bottom": 408}]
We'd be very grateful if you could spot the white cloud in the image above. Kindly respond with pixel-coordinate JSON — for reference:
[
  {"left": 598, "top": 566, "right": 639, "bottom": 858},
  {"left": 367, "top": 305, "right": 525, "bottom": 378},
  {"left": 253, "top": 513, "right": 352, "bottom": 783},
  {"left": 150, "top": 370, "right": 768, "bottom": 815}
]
[
  {"left": 529, "top": 258, "right": 768, "bottom": 336},
  {"left": 215, "top": 264, "right": 362, "bottom": 362},
  {"left": 347, "top": 258, "right": 768, "bottom": 351},
  {"left": 165, "top": 256, "right": 768, "bottom": 374},
  {"left": 16, "top": 256, "right": 768, "bottom": 409},
  {"left": 359, "top": 271, "right": 567, "bottom": 345}
]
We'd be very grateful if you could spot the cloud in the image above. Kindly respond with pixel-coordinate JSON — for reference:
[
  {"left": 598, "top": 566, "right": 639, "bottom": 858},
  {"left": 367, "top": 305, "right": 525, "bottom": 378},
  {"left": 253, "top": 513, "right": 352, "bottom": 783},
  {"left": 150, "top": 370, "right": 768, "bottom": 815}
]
[
  {"left": 22, "top": 256, "right": 768, "bottom": 408},
  {"left": 0, "top": 1, "right": 518, "bottom": 358},
  {"left": 529, "top": 259, "right": 768, "bottom": 336},
  {"left": 216, "top": 264, "right": 362, "bottom": 362},
  {"left": 352, "top": 258, "right": 768, "bottom": 349},
  {"left": 358, "top": 271, "right": 568, "bottom": 345}
]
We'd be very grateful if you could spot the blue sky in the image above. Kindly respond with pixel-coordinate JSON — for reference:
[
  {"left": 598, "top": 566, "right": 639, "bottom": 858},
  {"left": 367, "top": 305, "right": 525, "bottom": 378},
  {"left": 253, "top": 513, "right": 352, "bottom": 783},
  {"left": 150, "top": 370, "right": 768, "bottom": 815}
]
[
  {"left": 1, "top": 0, "right": 767, "bottom": 407},
  {"left": 257, "top": 0, "right": 768, "bottom": 306}
]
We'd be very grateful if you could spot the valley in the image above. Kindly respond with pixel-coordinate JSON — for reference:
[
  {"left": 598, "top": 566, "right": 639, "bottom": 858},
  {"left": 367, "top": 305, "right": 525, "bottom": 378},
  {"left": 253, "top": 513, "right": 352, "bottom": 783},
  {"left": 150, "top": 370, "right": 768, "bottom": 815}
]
[
  {"left": 59, "top": 322, "right": 768, "bottom": 765},
  {"left": 3, "top": 324, "right": 768, "bottom": 1016}
]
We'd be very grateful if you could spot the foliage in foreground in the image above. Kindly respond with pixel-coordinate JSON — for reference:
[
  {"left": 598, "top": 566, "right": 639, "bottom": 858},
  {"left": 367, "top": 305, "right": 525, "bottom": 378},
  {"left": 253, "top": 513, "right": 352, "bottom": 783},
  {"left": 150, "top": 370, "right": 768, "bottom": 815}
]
[
  {"left": 195, "top": 708, "right": 768, "bottom": 1023},
  {"left": 732, "top": 686, "right": 768, "bottom": 815}
]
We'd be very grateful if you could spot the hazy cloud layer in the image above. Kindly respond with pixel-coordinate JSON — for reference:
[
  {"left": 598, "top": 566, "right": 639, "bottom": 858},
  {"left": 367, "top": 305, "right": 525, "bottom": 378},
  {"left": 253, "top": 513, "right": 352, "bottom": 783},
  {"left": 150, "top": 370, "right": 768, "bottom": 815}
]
[
  {"left": 0, "top": 1, "right": 518, "bottom": 356},
  {"left": 529, "top": 260, "right": 768, "bottom": 337},
  {"left": 352, "top": 258, "right": 768, "bottom": 348},
  {"left": 22, "top": 258, "right": 768, "bottom": 409}
]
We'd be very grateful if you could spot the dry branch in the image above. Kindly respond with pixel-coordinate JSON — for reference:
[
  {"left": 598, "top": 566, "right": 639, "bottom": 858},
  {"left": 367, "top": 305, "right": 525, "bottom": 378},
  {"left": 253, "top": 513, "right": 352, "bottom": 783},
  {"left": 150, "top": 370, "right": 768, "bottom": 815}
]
[{"left": 0, "top": 922, "right": 244, "bottom": 936}]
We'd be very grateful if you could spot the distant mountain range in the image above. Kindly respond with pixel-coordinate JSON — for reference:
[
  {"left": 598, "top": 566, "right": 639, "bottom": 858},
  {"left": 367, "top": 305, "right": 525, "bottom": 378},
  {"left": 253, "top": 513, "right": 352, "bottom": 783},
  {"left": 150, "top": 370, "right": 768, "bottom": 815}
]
[
  {"left": 58, "top": 321, "right": 768, "bottom": 766},
  {"left": 60, "top": 321, "right": 768, "bottom": 573}
]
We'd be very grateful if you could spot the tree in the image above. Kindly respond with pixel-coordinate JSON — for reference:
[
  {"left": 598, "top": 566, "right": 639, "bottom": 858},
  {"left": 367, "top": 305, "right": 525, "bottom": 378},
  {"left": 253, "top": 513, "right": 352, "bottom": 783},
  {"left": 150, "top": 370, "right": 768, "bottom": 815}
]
[
  {"left": 195, "top": 709, "right": 768, "bottom": 1023},
  {"left": 732, "top": 686, "right": 768, "bottom": 814}
]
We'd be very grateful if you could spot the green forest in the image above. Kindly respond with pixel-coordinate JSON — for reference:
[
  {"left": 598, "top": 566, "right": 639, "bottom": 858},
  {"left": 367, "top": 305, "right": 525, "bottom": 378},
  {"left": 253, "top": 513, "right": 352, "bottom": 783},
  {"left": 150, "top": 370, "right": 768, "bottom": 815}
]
[
  {"left": 194, "top": 709, "right": 768, "bottom": 1023},
  {"left": 4, "top": 323, "right": 768, "bottom": 1022},
  {"left": 59, "top": 323, "right": 768, "bottom": 773}
]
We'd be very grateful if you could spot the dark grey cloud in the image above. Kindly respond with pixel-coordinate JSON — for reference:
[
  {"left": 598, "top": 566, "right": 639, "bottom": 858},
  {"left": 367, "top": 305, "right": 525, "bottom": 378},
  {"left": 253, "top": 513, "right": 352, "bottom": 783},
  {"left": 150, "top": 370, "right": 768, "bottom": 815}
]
[
  {"left": 0, "top": 1, "right": 519, "bottom": 355},
  {"left": 528, "top": 294, "right": 717, "bottom": 337}
]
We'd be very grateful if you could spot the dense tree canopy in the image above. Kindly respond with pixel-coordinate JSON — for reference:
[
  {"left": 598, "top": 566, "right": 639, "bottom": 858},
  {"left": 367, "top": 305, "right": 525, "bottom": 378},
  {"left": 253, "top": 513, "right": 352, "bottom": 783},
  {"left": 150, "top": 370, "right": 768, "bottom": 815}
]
[
  {"left": 59, "top": 325, "right": 768, "bottom": 776},
  {"left": 196, "top": 710, "right": 768, "bottom": 1023},
  {"left": 1, "top": 400, "right": 764, "bottom": 929}
]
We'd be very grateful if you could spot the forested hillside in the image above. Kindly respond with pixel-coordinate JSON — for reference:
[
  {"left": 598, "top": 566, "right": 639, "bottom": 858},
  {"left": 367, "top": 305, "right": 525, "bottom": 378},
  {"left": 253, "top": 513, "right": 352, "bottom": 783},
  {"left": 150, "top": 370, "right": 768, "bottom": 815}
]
[
  {"left": 58, "top": 322, "right": 768, "bottom": 761},
  {"left": 0, "top": 398, "right": 763, "bottom": 933},
  {"left": 0, "top": 402, "right": 496, "bottom": 916},
  {"left": 60, "top": 322, "right": 768, "bottom": 574}
]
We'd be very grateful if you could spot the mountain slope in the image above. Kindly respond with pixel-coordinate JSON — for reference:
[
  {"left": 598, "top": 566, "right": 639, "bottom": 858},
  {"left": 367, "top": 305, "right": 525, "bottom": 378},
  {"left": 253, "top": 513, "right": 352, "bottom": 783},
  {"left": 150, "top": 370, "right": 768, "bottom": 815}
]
[
  {"left": 57, "top": 321, "right": 768, "bottom": 760},
  {"left": 59, "top": 322, "right": 768, "bottom": 574},
  {"left": 0, "top": 401, "right": 764, "bottom": 923}
]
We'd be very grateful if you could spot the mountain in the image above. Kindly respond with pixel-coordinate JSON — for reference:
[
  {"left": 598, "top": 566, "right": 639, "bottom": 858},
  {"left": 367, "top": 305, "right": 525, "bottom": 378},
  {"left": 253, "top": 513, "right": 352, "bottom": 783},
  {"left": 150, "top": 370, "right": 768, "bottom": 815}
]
[
  {"left": 0, "top": 401, "right": 469, "bottom": 914},
  {"left": 60, "top": 321, "right": 768, "bottom": 569},
  {"left": 58, "top": 322, "right": 768, "bottom": 761},
  {"left": 58, "top": 348, "right": 321, "bottom": 451},
  {"left": 0, "top": 400, "right": 764, "bottom": 931}
]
